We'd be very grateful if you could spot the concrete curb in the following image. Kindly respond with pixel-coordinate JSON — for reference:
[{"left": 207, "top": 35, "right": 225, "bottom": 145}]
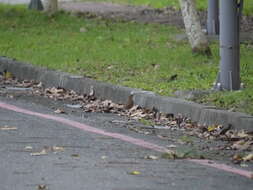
[{"left": 1, "top": 57, "right": 253, "bottom": 130}]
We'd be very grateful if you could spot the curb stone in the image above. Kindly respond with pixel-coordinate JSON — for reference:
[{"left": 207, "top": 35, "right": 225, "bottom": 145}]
[{"left": 0, "top": 56, "right": 253, "bottom": 130}]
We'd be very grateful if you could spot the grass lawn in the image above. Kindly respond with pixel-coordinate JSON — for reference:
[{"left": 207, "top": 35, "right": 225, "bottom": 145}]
[
  {"left": 0, "top": 4, "right": 253, "bottom": 115},
  {"left": 79, "top": 0, "right": 253, "bottom": 15}
]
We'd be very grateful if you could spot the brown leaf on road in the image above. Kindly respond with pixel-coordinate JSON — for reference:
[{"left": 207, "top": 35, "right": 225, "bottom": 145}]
[
  {"left": 24, "top": 146, "right": 33, "bottom": 152},
  {"left": 37, "top": 184, "right": 47, "bottom": 190},
  {"left": 231, "top": 140, "right": 252, "bottom": 151},
  {"left": 30, "top": 149, "right": 48, "bottom": 156},
  {"left": 232, "top": 154, "right": 243, "bottom": 164},
  {"left": 0, "top": 126, "right": 17, "bottom": 131},
  {"left": 52, "top": 146, "right": 65, "bottom": 153},
  {"left": 54, "top": 108, "right": 65, "bottom": 114},
  {"left": 167, "top": 144, "right": 177, "bottom": 148},
  {"left": 237, "top": 130, "right": 253, "bottom": 138},
  {"left": 129, "top": 170, "right": 141, "bottom": 175},
  {"left": 45, "top": 87, "right": 66, "bottom": 94},
  {"left": 243, "top": 153, "right": 253, "bottom": 162},
  {"left": 144, "top": 155, "right": 159, "bottom": 160},
  {"left": 71, "top": 154, "right": 80, "bottom": 158}
]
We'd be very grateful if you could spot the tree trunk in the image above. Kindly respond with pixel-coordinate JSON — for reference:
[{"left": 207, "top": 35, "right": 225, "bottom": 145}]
[
  {"left": 43, "top": 0, "right": 58, "bottom": 15},
  {"left": 179, "top": 0, "right": 211, "bottom": 55},
  {"left": 28, "top": 0, "right": 44, "bottom": 11}
]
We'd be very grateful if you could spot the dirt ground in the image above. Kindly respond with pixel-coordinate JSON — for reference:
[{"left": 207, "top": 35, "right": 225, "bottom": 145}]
[{"left": 60, "top": 1, "right": 253, "bottom": 33}]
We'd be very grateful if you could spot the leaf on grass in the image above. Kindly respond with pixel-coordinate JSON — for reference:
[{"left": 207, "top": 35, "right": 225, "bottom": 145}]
[
  {"left": 30, "top": 149, "right": 48, "bottom": 156},
  {"left": 0, "top": 126, "right": 17, "bottom": 131},
  {"left": 152, "top": 64, "right": 160, "bottom": 70},
  {"left": 80, "top": 27, "right": 87, "bottom": 33},
  {"left": 129, "top": 171, "right": 141, "bottom": 175}
]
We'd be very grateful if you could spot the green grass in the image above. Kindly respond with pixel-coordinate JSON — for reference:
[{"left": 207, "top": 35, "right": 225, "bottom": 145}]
[
  {"left": 79, "top": 0, "right": 253, "bottom": 15},
  {"left": 0, "top": 4, "right": 253, "bottom": 115}
]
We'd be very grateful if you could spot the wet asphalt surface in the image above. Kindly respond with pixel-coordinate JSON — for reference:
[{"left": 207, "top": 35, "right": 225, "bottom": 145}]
[{"left": 0, "top": 86, "right": 253, "bottom": 190}]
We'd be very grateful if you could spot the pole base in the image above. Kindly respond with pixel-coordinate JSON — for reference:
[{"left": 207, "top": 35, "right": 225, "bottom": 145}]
[{"left": 213, "top": 72, "right": 243, "bottom": 91}]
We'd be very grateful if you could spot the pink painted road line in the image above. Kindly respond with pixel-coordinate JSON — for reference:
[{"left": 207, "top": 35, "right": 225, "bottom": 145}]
[{"left": 0, "top": 101, "right": 252, "bottom": 179}]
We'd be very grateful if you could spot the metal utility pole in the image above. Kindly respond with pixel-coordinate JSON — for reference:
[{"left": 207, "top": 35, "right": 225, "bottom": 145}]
[
  {"left": 207, "top": 0, "right": 219, "bottom": 35},
  {"left": 215, "top": 0, "right": 243, "bottom": 91},
  {"left": 28, "top": 0, "right": 44, "bottom": 11}
]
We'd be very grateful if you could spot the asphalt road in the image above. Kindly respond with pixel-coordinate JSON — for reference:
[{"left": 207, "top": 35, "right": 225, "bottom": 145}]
[{"left": 0, "top": 87, "right": 252, "bottom": 190}]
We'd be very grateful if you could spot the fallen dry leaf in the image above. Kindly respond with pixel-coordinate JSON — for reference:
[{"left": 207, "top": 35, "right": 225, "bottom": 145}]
[
  {"left": 0, "top": 126, "right": 17, "bottom": 131},
  {"left": 30, "top": 149, "right": 48, "bottom": 156},
  {"left": 144, "top": 155, "right": 159, "bottom": 160},
  {"left": 125, "top": 94, "right": 134, "bottom": 109},
  {"left": 65, "top": 104, "right": 82, "bottom": 109},
  {"left": 52, "top": 146, "right": 65, "bottom": 152},
  {"left": 237, "top": 130, "right": 251, "bottom": 138},
  {"left": 37, "top": 82, "right": 43, "bottom": 88},
  {"left": 167, "top": 144, "right": 177, "bottom": 148},
  {"left": 232, "top": 154, "right": 243, "bottom": 163},
  {"left": 71, "top": 154, "right": 80, "bottom": 158},
  {"left": 101, "top": 156, "right": 108, "bottom": 160},
  {"left": 231, "top": 140, "right": 251, "bottom": 151},
  {"left": 129, "top": 171, "right": 141, "bottom": 175},
  {"left": 161, "top": 150, "right": 177, "bottom": 159},
  {"left": 37, "top": 184, "right": 47, "bottom": 190},
  {"left": 54, "top": 108, "right": 65, "bottom": 114},
  {"left": 242, "top": 153, "right": 253, "bottom": 162},
  {"left": 3, "top": 71, "right": 13, "bottom": 80},
  {"left": 240, "top": 163, "right": 248, "bottom": 168},
  {"left": 89, "top": 86, "right": 95, "bottom": 96},
  {"left": 207, "top": 125, "right": 218, "bottom": 132},
  {"left": 24, "top": 146, "right": 33, "bottom": 151},
  {"left": 80, "top": 27, "right": 87, "bottom": 33}
]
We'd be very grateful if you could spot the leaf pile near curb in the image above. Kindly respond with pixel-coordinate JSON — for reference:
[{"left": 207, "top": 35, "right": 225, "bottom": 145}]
[{"left": 1, "top": 77, "right": 253, "bottom": 162}]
